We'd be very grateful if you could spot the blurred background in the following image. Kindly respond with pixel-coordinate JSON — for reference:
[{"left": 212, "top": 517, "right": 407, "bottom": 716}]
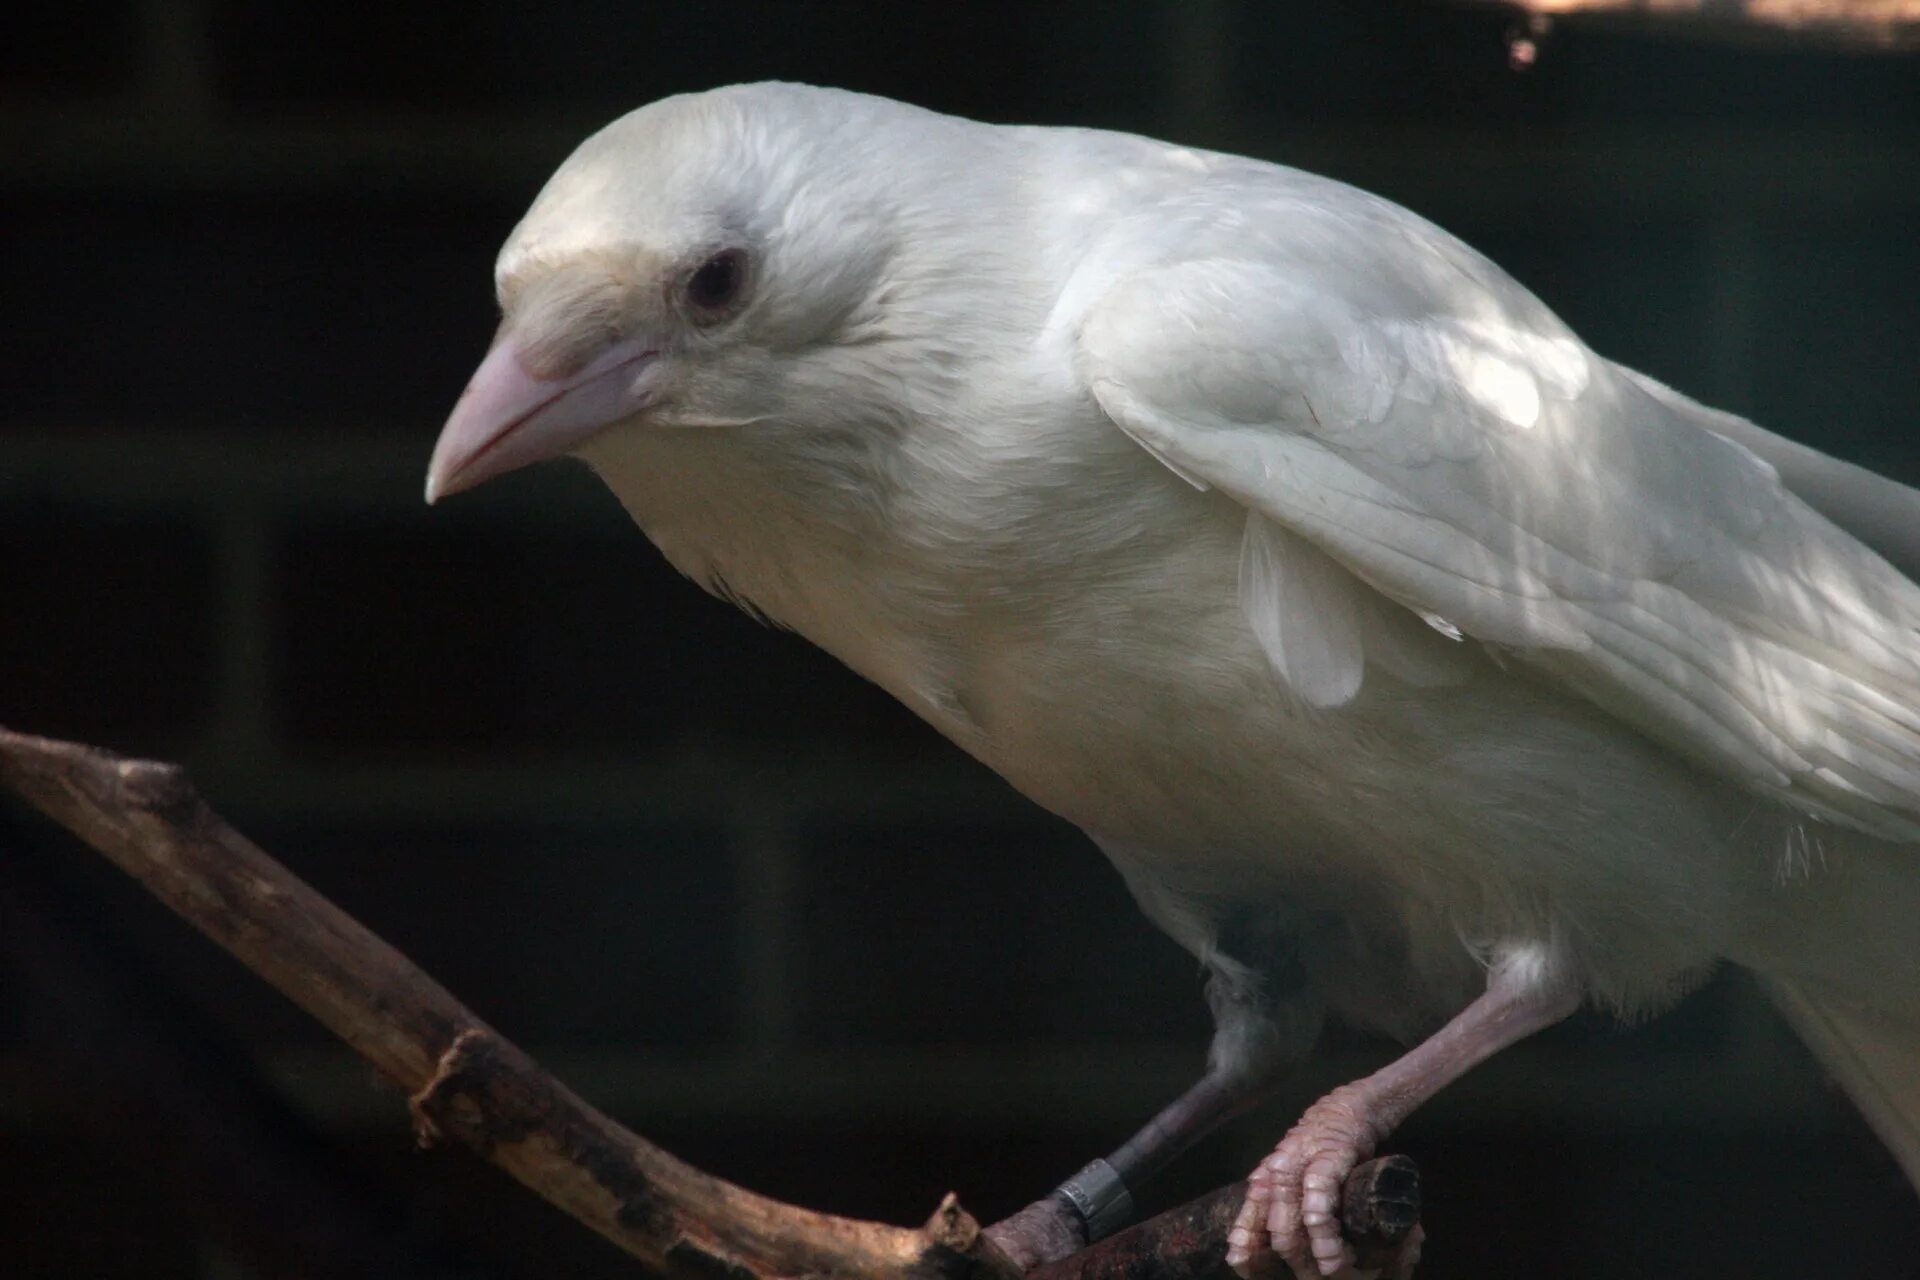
[{"left": 3, "top": 2, "right": 1919, "bottom": 1276}]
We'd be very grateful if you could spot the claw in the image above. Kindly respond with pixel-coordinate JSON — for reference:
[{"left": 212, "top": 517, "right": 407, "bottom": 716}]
[
  {"left": 1234, "top": 1160, "right": 1421, "bottom": 1280},
  {"left": 1239, "top": 1089, "right": 1398, "bottom": 1280}
]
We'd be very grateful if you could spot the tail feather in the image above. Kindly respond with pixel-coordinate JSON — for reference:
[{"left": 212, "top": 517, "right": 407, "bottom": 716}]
[{"left": 1768, "top": 977, "right": 1920, "bottom": 1190}]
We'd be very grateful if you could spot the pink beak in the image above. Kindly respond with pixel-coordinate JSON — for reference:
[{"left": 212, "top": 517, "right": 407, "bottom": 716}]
[{"left": 425, "top": 335, "right": 661, "bottom": 503}]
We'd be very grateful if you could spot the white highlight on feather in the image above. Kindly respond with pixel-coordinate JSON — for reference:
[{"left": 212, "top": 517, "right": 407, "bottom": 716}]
[
  {"left": 1485, "top": 937, "right": 1568, "bottom": 992},
  {"left": 1460, "top": 350, "right": 1540, "bottom": 429},
  {"left": 1237, "top": 511, "right": 1365, "bottom": 708}
]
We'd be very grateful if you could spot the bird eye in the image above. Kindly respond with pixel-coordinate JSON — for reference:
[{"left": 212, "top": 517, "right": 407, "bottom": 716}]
[{"left": 685, "top": 248, "right": 747, "bottom": 317}]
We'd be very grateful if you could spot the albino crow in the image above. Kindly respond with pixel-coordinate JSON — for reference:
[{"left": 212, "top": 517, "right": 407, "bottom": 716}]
[{"left": 428, "top": 83, "right": 1920, "bottom": 1278}]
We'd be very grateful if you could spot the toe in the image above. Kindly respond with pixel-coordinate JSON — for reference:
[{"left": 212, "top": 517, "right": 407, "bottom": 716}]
[
  {"left": 1261, "top": 1145, "right": 1316, "bottom": 1276},
  {"left": 1260, "top": 1147, "right": 1296, "bottom": 1242},
  {"left": 1227, "top": 1167, "right": 1276, "bottom": 1278},
  {"left": 1302, "top": 1147, "right": 1360, "bottom": 1276}
]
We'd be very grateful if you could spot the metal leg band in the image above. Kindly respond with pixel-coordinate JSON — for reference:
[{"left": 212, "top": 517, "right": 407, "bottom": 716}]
[{"left": 1053, "top": 1158, "right": 1135, "bottom": 1242}]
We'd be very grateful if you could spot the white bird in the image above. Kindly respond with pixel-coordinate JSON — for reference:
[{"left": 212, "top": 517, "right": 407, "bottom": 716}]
[{"left": 426, "top": 83, "right": 1920, "bottom": 1278}]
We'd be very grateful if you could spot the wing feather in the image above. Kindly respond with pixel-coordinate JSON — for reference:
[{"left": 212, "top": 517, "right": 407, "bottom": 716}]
[
  {"left": 1079, "top": 252, "right": 1920, "bottom": 841},
  {"left": 1237, "top": 511, "right": 1366, "bottom": 708}
]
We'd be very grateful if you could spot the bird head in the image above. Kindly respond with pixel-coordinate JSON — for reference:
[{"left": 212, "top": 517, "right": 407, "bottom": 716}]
[{"left": 425, "top": 83, "right": 920, "bottom": 504}]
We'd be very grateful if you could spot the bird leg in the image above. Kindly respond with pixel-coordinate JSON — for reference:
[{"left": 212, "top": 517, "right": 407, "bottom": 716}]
[
  {"left": 988, "top": 911, "right": 1318, "bottom": 1271},
  {"left": 1228, "top": 944, "right": 1579, "bottom": 1279},
  {"left": 986, "top": 1061, "right": 1284, "bottom": 1270}
]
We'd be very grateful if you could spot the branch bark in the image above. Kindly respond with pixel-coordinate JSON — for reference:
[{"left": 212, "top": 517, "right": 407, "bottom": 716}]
[{"left": 0, "top": 726, "right": 1417, "bottom": 1279}]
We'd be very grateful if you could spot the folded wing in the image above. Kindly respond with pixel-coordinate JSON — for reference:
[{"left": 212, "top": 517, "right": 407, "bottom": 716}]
[{"left": 1079, "top": 254, "right": 1920, "bottom": 841}]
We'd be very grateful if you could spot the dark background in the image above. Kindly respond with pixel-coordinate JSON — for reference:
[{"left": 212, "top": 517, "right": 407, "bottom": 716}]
[{"left": 4, "top": 3, "right": 1919, "bottom": 1277}]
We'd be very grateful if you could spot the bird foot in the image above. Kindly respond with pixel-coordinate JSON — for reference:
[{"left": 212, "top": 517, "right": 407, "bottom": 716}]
[
  {"left": 1227, "top": 1086, "right": 1418, "bottom": 1280},
  {"left": 985, "top": 1194, "right": 1088, "bottom": 1271}
]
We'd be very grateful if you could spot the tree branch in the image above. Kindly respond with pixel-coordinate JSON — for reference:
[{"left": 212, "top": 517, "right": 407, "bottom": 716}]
[{"left": 0, "top": 726, "right": 1417, "bottom": 1279}]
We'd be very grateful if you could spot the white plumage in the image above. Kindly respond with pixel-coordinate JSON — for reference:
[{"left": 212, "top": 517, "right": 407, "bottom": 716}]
[
  {"left": 426, "top": 83, "right": 1920, "bottom": 1276},
  {"left": 1086, "top": 250, "right": 1920, "bottom": 841}
]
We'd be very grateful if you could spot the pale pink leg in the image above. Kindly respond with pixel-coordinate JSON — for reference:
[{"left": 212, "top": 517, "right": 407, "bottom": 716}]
[{"left": 1227, "top": 945, "right": 1578, "bottom": 1279}]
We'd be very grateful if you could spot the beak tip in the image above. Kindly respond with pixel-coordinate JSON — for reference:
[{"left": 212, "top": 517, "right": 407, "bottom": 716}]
[
  {"left": 426, "top": 332, "right": 653, "bottom": 509},
  {"left": 423, "top": 465, "right": 467, "bottom": 506},
  {"left": 423, "top": 458, "right": 449, "bottom": 506}
]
